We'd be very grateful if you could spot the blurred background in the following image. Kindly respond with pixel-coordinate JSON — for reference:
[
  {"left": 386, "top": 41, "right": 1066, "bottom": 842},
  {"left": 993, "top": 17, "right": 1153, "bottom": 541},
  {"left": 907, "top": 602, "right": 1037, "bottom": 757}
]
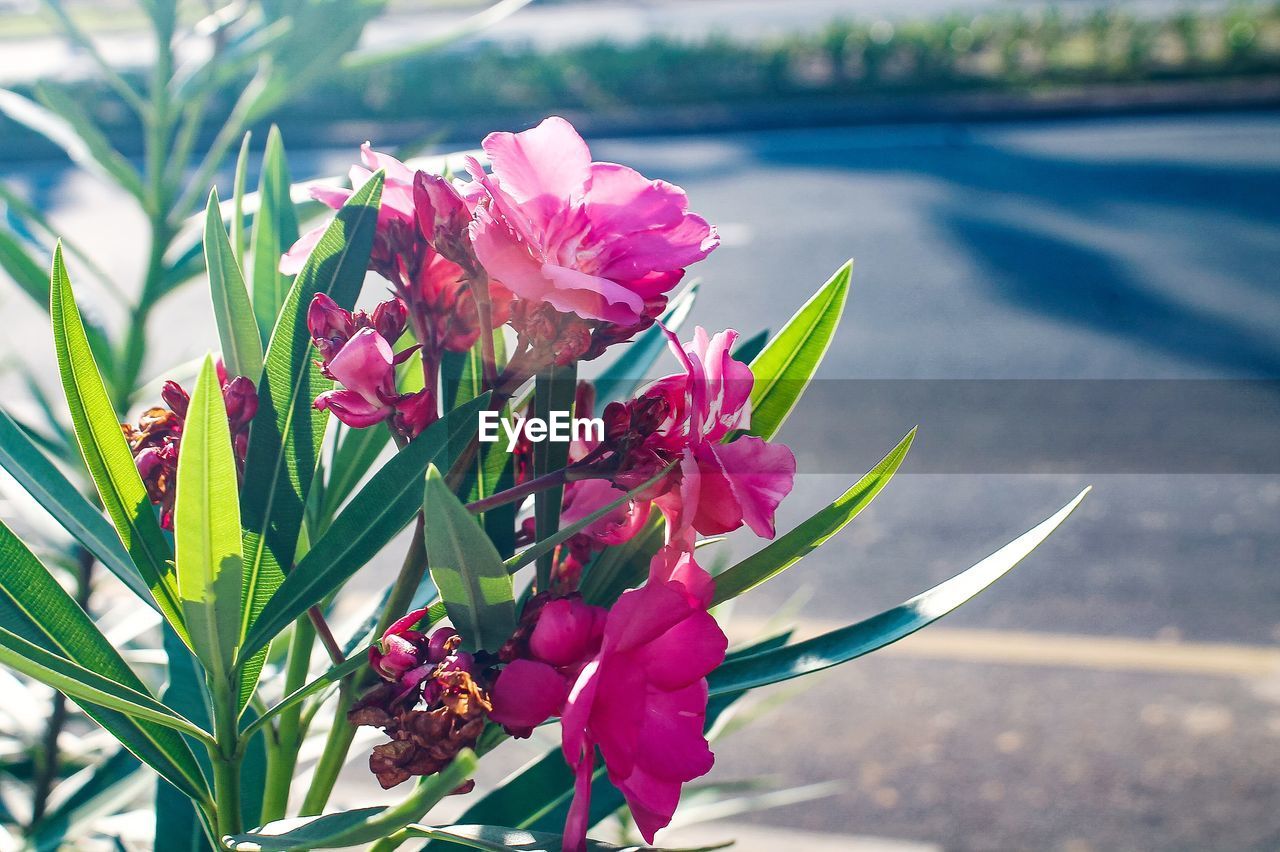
[{"left": 1, "top": 1, "right": 1279, "bottom": 850}]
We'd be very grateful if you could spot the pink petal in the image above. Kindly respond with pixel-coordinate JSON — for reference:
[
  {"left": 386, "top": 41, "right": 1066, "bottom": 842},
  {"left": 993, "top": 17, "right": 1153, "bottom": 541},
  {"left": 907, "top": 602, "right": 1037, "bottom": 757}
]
[
  {"left": 632, "top": 681, "right": 715, "bottom": 781},
  {"left": 712, "top": 437, "right": 797, "bottom": 539},
  {"left": 310, "top": 185, "right": 353, "bottom": 210},
  {"left": 540, "top": 263, "right": 645, "bottom": 324},
  {"left": 327, "top": 328, "right": 394, "bottom": 404},
  {"left": 614, "top": 764, "right": 684, "bottom": 844},
  {"left": 481, "top": 116, "right": 592, "bottom": 207},
  {"left": 488, "top": 659, "right": 569, "bottom": 732},
  {"left": 359, "top": 142, "right": 416, "bottom": 186},
  {"left": 583, "top": 163, "right": 686, "bottom": 233},
  {"left": 313, "top": 388, "right": 391, "bottom": 428},
  {"left": 279, "top": 225, "right": 326, "bottom": 275},
  {"left": 640, "top": 609, "right": 725, "bottom": 690}
]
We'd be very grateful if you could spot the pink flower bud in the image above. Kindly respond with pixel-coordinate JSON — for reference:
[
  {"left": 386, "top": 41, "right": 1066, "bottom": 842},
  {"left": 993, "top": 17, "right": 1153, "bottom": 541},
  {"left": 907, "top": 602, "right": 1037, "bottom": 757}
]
[
  {"left": 370, "top": 633, "right": 420, "bottom": 682},
  {"left": 326, "top": 328, "right": 395, "bottom": 404},
  {"left": 221, "top": 376, "right": 258, "bottom": 434},
  {"left": 161, "top": 381, "right": 190, "bottom": 418},
  {"left": 308, "top": 293, "right": 355, "bottom": 347},
  {"left": 370, "top": 298, "right": 409, "bottom": 343},
  {"left": 414, "top": 171, "right": 472, "bottom": 262},
  {"left": 529, "top": 597, "right": 606, "bottom": 668}
]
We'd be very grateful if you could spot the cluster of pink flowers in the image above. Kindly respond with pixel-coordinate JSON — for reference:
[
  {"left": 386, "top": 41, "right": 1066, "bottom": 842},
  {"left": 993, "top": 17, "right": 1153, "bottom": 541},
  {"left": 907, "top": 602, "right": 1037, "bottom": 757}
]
[{"left": 290, "top": 117, "right": 795, "bottom": 852}]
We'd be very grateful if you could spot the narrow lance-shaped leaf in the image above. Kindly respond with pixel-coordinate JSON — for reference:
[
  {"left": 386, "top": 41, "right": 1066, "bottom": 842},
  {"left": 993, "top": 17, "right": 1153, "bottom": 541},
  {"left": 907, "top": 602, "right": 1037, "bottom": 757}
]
[
  {"left": 232, "top": 130, "right": 253, "bottom": 270},
  {"left": 0, "top": 521, "right": 209, "bottom": 801},
  {"left": 49, "top": 244, "right": 187, "bottom": 642},
  {"left": 425, "top": 464, "right": 517, "bottom": 652},
  {"left": 205, "top": 189, "right": 264, "bottom": 382},
  {"left": 746, "top": 261, "right": 851, "bottom": 440},
  {"left": 223, "top": 750, "right": 478, "bottom": 851},
  {"left": 176, "top": 355, "right": 246, "bottom": 681},
  {"left": 0, "top": 408, "right": 153, "bottom": 606},
  {"left": 240, "top": 395, "right": 486, "bottom": 664},
  {"left": 532, "top": 364, "right": 576, "bottom": 590},
  {"left": 250, "top": 125, "right": 300, "bottom": 342},
  {"left": 707, "top": 488, "right": 1091, "bottom": 695},
  {"left": 237, "top": 173, "right": 383, "bottom": 706},
  {"left": 711, "top": 427, "right": 916, "bottom": 606}
]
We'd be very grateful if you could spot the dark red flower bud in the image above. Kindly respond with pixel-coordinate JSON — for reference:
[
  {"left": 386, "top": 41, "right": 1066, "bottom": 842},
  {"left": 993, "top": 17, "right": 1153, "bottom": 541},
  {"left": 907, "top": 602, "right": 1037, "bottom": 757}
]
[
  {"left": 308, "top": 293, "right": 355, "bottom": 345},
  {"left": 426, "top": 626, "right": 460, "bottom": 663},
  {"left": 161, "top": 381, "right": 190, "bottom": 418},
  {"left": 221, "top": 376, "right": 258, "bottom": 434},
  {"left": 602, "top": 401, "right": 630, "bottom": 445},
  {"left": 371, "top": 298, "right": 408, "bottom": 343}
]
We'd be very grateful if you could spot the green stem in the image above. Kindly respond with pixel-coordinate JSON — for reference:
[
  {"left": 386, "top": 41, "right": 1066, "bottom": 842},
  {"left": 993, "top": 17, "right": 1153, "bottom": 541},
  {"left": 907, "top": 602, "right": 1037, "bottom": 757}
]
[
  {"left": 298, "top": 678, "right": 357, "bottom": 816},
  {"left": 260, "top": 616, "right": 316, "bottom": 823},
  {"left": 210, "top": 679, "right": 244, "bottom": 839}
]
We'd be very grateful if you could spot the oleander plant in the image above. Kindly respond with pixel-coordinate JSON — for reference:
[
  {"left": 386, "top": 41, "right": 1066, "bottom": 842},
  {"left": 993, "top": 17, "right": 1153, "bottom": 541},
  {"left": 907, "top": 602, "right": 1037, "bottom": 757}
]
[{"left": 0, "top": 116, "right": 1087, "bottom": 851}]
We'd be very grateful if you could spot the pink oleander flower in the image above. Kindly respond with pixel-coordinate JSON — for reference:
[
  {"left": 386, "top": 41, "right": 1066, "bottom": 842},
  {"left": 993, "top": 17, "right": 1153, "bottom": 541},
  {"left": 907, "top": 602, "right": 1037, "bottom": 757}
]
[
  {"left": 466, "top": 116, "right": 719, "bottom": 325},
  {"left": 307, "top": 293, "right": 435, "bottom": 436},
  {"left": 605, "top": 326, "right": 797, "bottom": 547},
  {"left": 559, "top": 557, "right": 727, "bottom": 851},
  {"left": 314, "top": 327, "right": 398, "bottom": 428},
  {"left": 280, "top": 143, "right": 418, "bottom": 277},
  {"left": 489, "top": 594, "right": 606, "bottom": 738}
]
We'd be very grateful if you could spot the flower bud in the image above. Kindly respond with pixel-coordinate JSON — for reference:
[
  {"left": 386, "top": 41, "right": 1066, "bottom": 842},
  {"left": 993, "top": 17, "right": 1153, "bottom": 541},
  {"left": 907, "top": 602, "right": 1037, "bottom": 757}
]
[
  {"left": 161, "top": 381, "right": 190, "bottom": 418},
  {"left": 529, "top": 596, "right": 606, "bottom": 667},
  {"left": 221, "top": 376, "right": 258, "bottom": 434},
  {"left": 370, "top": 633, "right": 421, "bottom": 682},
  {"left": 308, "top": 293, "right": 355, "bottom": 347},
  {"left": 426, "top": 626, "right": 460, "bottom": 663},
  {"left": 371, "top": 297, "right": 409, "bottom": 343},
  {"left": 414, "top": 171, "right": 472, "bottom": 264}
]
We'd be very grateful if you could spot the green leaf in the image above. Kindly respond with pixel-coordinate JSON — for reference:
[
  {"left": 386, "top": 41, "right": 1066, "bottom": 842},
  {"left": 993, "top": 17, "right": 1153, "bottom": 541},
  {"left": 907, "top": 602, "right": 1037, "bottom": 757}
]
[
  {"left": 232, "top": 131, "right": 253, "bottom": 271},
  {"left": 707, "top": 488, "right": 1091, "bottom": 696},
  {"left": 30, "top": 748, "right": 146, "bottom": 852},
  {"left": 205, "top": 189, "right": 265, "bottom": 382},
  {"left": 240, "top": 396, "right": 486, "bottom": 664},
  {"left": 0, "top": 87, "right": 144, "bottom": 200},
  {"left": 176, "top": 355, "right": 246, "bottom": 680},
  {"left": 594, "top": 284, "right": 697, "bottom": 405},
  {"left": 532, "top": 365, "right": 576, "bottom": 590},
  {"left": 0, "top": 226, "right": 49, "bottom": 305},
  {"left": 710, "top": 428, "right": 915, "bottom": 606},
  {"left": 318, "top": 420, "right": 390, "bottom": 522},
  {"left": 504, "top": 465, "right": 674, "bottom": 575},
  {"left": 155, "top": 625, "right": 216, "bottom": 852},
  {"left": 0, "top": 521, "right": 209, "bottom": 802},
  {"left": 250, "top": 125, "right": 300, "bottom": 343},
  {"left": 746, "top": 261, "right": 851, "bottom": 440},
  {"left": 406, "top": 824, "right": 725, "bottom": 852},
  {"left": 0, "top": 407, "right": 153, "bottom": 606},
  {"left": 237, "top": 172, "right": 383, "bottom": 706},
  {"left": 0, "top": 626, "right": 213, "bottom": 745},
  {"left": 223, "top": 750, "right": 477, "bottom": 851},
  {"left": 425, "top": 465, "right": 517, "bottom": 652},
  {"left": 49, "top": 244, "right": 186, "bottom": 641}
]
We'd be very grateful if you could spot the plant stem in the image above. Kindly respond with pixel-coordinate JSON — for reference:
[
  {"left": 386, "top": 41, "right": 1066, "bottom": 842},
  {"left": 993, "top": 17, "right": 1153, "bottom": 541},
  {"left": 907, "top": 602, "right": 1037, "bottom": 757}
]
[
  {"left": 260, "top": 616, "right": 315, "bottom": 824},
  {"left": 308, "top": 605, "right": 346, "bottom": 665},
  {"left": 465, "top": 465, "right": 571, "bottom": 514},
  {"left": 210, "top": 679, "right": 244, "bottom": 839}
]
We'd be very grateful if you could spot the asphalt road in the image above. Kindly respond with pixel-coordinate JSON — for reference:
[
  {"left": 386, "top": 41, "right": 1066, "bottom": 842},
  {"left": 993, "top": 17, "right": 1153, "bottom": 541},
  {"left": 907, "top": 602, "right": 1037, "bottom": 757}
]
[{"left": 2, "top": 112, "right": 1279, "bottom": 849}]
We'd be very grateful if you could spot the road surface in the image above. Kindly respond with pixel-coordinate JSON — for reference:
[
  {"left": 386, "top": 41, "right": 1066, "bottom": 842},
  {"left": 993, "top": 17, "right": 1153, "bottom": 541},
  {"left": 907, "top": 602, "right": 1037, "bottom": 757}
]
[{"left": 2, "top": 112, "right": 1279, "bottom": 849}]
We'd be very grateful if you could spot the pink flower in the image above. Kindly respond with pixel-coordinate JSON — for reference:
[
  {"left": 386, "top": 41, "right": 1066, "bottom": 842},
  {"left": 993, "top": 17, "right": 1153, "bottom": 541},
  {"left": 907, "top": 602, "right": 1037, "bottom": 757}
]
[
  {"left": 560, "top": 478, "right": 651, "bottom": 548},
  {"left": 281, "top": 143, "right": 418, "bottom": 276},
  {"left": 489, "top": 595, "right": 606, "bottom": 738},
  {"left": 559, "top": 562, "right": 727, "bottom": 851},
  {"left": 466, "top": 116, "right": 719, "bottom": 325},
  {"left": 314, "top": 328, "right": 397, "bottom": 428},
  {"left": 609, "top": 326, "right": 796, "bottom": 545}
]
